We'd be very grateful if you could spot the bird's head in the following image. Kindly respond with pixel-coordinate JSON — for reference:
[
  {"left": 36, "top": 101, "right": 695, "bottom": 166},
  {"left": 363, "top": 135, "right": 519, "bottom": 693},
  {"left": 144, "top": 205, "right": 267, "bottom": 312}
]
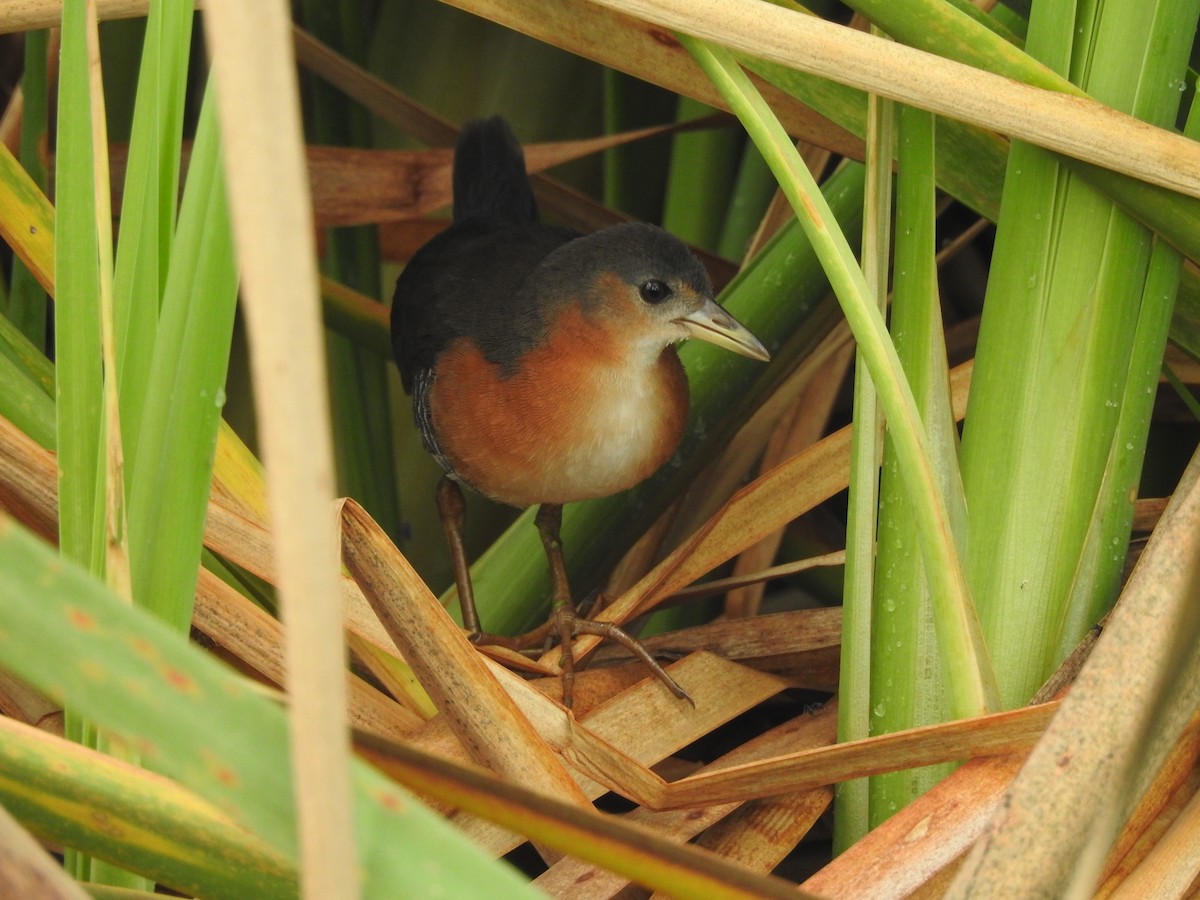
[{"left": 533, "top": 223, "right": 770, "bottom": 363}]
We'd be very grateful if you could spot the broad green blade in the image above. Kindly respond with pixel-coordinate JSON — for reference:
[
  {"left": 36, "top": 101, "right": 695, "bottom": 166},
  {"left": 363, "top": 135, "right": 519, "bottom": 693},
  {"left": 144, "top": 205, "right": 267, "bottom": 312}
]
[
  {"left": 0, "top": 717, "right": 296, "bottom": 898},
  {"left": 0, "top": 514, "right": 538, "bottom": 897},
  {"left": 958, "top": 0, "right": 1199, "bottom": 707}
]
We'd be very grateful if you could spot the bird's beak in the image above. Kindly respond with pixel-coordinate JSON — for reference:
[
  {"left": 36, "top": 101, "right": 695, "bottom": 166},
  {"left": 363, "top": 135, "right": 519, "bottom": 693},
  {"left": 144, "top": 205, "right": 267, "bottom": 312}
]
[{"left": 676, "top": 298, "right": 770, "bottom": 362}]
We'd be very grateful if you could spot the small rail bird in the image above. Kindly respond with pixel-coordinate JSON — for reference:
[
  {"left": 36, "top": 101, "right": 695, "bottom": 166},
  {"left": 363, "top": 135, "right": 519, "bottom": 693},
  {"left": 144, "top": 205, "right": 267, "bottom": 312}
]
[{"left": 391, "top": 116, "right": 769, "bottom": 706}]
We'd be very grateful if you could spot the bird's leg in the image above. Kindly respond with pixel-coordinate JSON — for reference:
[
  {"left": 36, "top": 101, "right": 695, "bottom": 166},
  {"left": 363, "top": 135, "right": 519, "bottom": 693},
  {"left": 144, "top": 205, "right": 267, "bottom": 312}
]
[
  {"left": 436, "top": 476, "right": 483, "bottom": 638},
  {"left": 535, "top": 503, "right": 692, "bottom": 709},
  {"left": 437, "top": 477, "right": 555, "bottom": 650},
  {"left": 535, "top": 503, "right": 579, "bottom": 701}
]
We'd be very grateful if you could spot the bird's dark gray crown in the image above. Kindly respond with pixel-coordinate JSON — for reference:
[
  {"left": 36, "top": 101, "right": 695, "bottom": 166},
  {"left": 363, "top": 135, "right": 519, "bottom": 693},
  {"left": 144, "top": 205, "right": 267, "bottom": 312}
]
[{"left": 532, "top": 222, "right": 712, "bottom": 308}]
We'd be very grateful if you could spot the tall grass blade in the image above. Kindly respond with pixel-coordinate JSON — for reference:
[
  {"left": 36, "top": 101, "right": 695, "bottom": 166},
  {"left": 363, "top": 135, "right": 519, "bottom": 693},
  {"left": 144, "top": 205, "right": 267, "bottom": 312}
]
[
  {"left": 81, "top": 5, "right": 144, "bottom": 888},
  {"left": 55, "top": 0, "right": 106, "bottom": 576},
  {"left": 834, "top": 70, "right": 893, "bottom": 852},
  {"left": 869, "top": 104, "right": 963, "bottom": 822},
  {"left": 55, "top": 4, "right": 113, "bottom": 878},
  {"left": 838, "top": 0, "right": 1200, "bottom": 267},
  {"left": 125, "top": 87, "right": 238, "bottom": 633},
  {"left": 1054, "top": 87, "right": 1200, "bottom": 653},
  {"left": 0, "top": 351, "right": 54, "bottom": 450},
  {"left": 111, "top": 0, "right": 193, "bottom": 473}
]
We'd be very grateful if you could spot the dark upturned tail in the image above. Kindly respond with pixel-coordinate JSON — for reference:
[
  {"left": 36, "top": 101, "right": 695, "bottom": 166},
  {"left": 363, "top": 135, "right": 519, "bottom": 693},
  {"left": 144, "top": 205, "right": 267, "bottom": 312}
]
[{"left": 452, "top": 116, "right": 538, "bottom": 225}]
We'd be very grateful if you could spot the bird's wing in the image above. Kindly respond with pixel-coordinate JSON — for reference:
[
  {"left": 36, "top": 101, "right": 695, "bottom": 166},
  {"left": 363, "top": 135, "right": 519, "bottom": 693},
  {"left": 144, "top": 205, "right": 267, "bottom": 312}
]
[{"left": 390, "top": 222, "right": 577, "bottom": 391}]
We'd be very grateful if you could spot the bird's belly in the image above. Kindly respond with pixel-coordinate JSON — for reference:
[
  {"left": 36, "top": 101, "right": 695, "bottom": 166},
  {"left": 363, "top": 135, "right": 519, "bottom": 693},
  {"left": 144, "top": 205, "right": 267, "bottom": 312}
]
[
  {"left": 528, "top": 387, "right": 672, "bottom": 502},
  {"left": 427, "top": 340, "right": 688, "bottom": 507}
]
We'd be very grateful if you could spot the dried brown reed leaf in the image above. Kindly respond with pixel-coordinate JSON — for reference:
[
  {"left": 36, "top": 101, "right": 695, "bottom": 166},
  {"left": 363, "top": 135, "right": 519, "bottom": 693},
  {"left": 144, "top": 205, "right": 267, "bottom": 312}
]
[
  {"left": 377, "top": 219, "right": 445, "bottom": 264},
  {"left": 0, "top": 414, "right": 56, "bottom": 543},
  {"left": 0, "top": 89, "right": 23, "bottom": 159},
  {"left": 561, "top": 698, "right": 1054, "bottom": 812},
  {"left": 1132, "top": 496, "right": 1169, "bottom": 532},
  {"left": 677, "top": 782, "right": 832, "bottom": 886},
  {"left": 581, "top": 655, "right": 779, "bottom": 752},
  {"left": 306, "top": 145, "right": 449, "bottom": 226},
  {"left": 0, "top": 1, "right": 147, "bottom": 32},
  {"left": 1096, "top": 723, "right": 1200, "bottom": 896},
  {"left": 451, "top": 653, "right": 788, "bottom": 855},
  {"left": 670, "top": 702, "right": 1055, "bottom": 810},
  {"left": 202, "top": 490, "right": 403, "bottom": 658},
  {"left": 823, "top": 713, "right": 1200, "bottom": 898},
  {"left": 192, "top": 567, "right": 422, "bottom": 741},
  {"left": 108, "top": 118, "right": 726, "bottom": 230},
  {"left": 102, "top": 142, "right": 445, "bottom": 226},
  {"left": 0, "top": 669, "right": 56, "bottom": 728},
  {"left": 338, "top": 498, "right": 591, "bottom": 807},
  {"left": 669, "top": 551, "right": 847, "bottom": 602},
  {"left": 594, "top": 607, "right": 842, "bottom": 689},
  {"left": 804, "top": 751, "right": 1025, "bottom": 898},
  {"left": 540, "top": 702, "right": 838, "bottom": 897},
  {"left": 479, "top": 653, "right": 786, "bottom": 793},
  {"left": 1107, "top": 786, "right": 1200, "bottom": 899}
]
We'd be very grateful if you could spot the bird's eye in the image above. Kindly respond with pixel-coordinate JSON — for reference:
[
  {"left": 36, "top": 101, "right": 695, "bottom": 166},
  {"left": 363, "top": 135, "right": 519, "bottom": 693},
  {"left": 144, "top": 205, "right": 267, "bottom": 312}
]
[{"left": 639, "top": 280, "right": 672, "bottom": 304}]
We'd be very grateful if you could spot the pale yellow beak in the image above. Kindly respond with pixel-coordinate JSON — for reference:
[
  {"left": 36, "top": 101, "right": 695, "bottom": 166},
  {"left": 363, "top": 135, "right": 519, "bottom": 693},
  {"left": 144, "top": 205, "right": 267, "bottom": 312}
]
[{"left": 676, "top": 298, "right": 770, "bottom": 362}]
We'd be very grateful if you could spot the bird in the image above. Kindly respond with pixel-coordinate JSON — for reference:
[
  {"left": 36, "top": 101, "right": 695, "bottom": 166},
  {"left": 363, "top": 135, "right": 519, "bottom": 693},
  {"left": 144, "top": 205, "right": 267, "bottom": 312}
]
[{"left": 391, "top": 116, "right": 769, "bottom": 707}]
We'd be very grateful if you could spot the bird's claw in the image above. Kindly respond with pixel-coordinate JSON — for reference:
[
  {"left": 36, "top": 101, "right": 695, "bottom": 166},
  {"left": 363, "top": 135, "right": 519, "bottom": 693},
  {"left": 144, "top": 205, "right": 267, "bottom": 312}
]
[{"left": 550, "top": 605, "right": 693, "bottom": 710}]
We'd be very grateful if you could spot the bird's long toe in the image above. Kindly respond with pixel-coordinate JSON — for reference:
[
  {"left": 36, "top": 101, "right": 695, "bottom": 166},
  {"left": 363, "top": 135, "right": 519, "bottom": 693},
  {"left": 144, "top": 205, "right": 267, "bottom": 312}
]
[{"left": 551, "top": 605, "right": 692, "bottom": 709}]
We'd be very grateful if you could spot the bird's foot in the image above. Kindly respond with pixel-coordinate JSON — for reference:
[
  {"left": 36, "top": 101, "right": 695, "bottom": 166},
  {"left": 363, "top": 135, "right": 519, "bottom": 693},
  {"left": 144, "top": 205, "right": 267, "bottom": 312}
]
[
  {"left": 549, "top": 604, "right": 693, "bottom": 710},
  {"left": 461, "top": 609, "right": 692, "bottom": 709}
]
